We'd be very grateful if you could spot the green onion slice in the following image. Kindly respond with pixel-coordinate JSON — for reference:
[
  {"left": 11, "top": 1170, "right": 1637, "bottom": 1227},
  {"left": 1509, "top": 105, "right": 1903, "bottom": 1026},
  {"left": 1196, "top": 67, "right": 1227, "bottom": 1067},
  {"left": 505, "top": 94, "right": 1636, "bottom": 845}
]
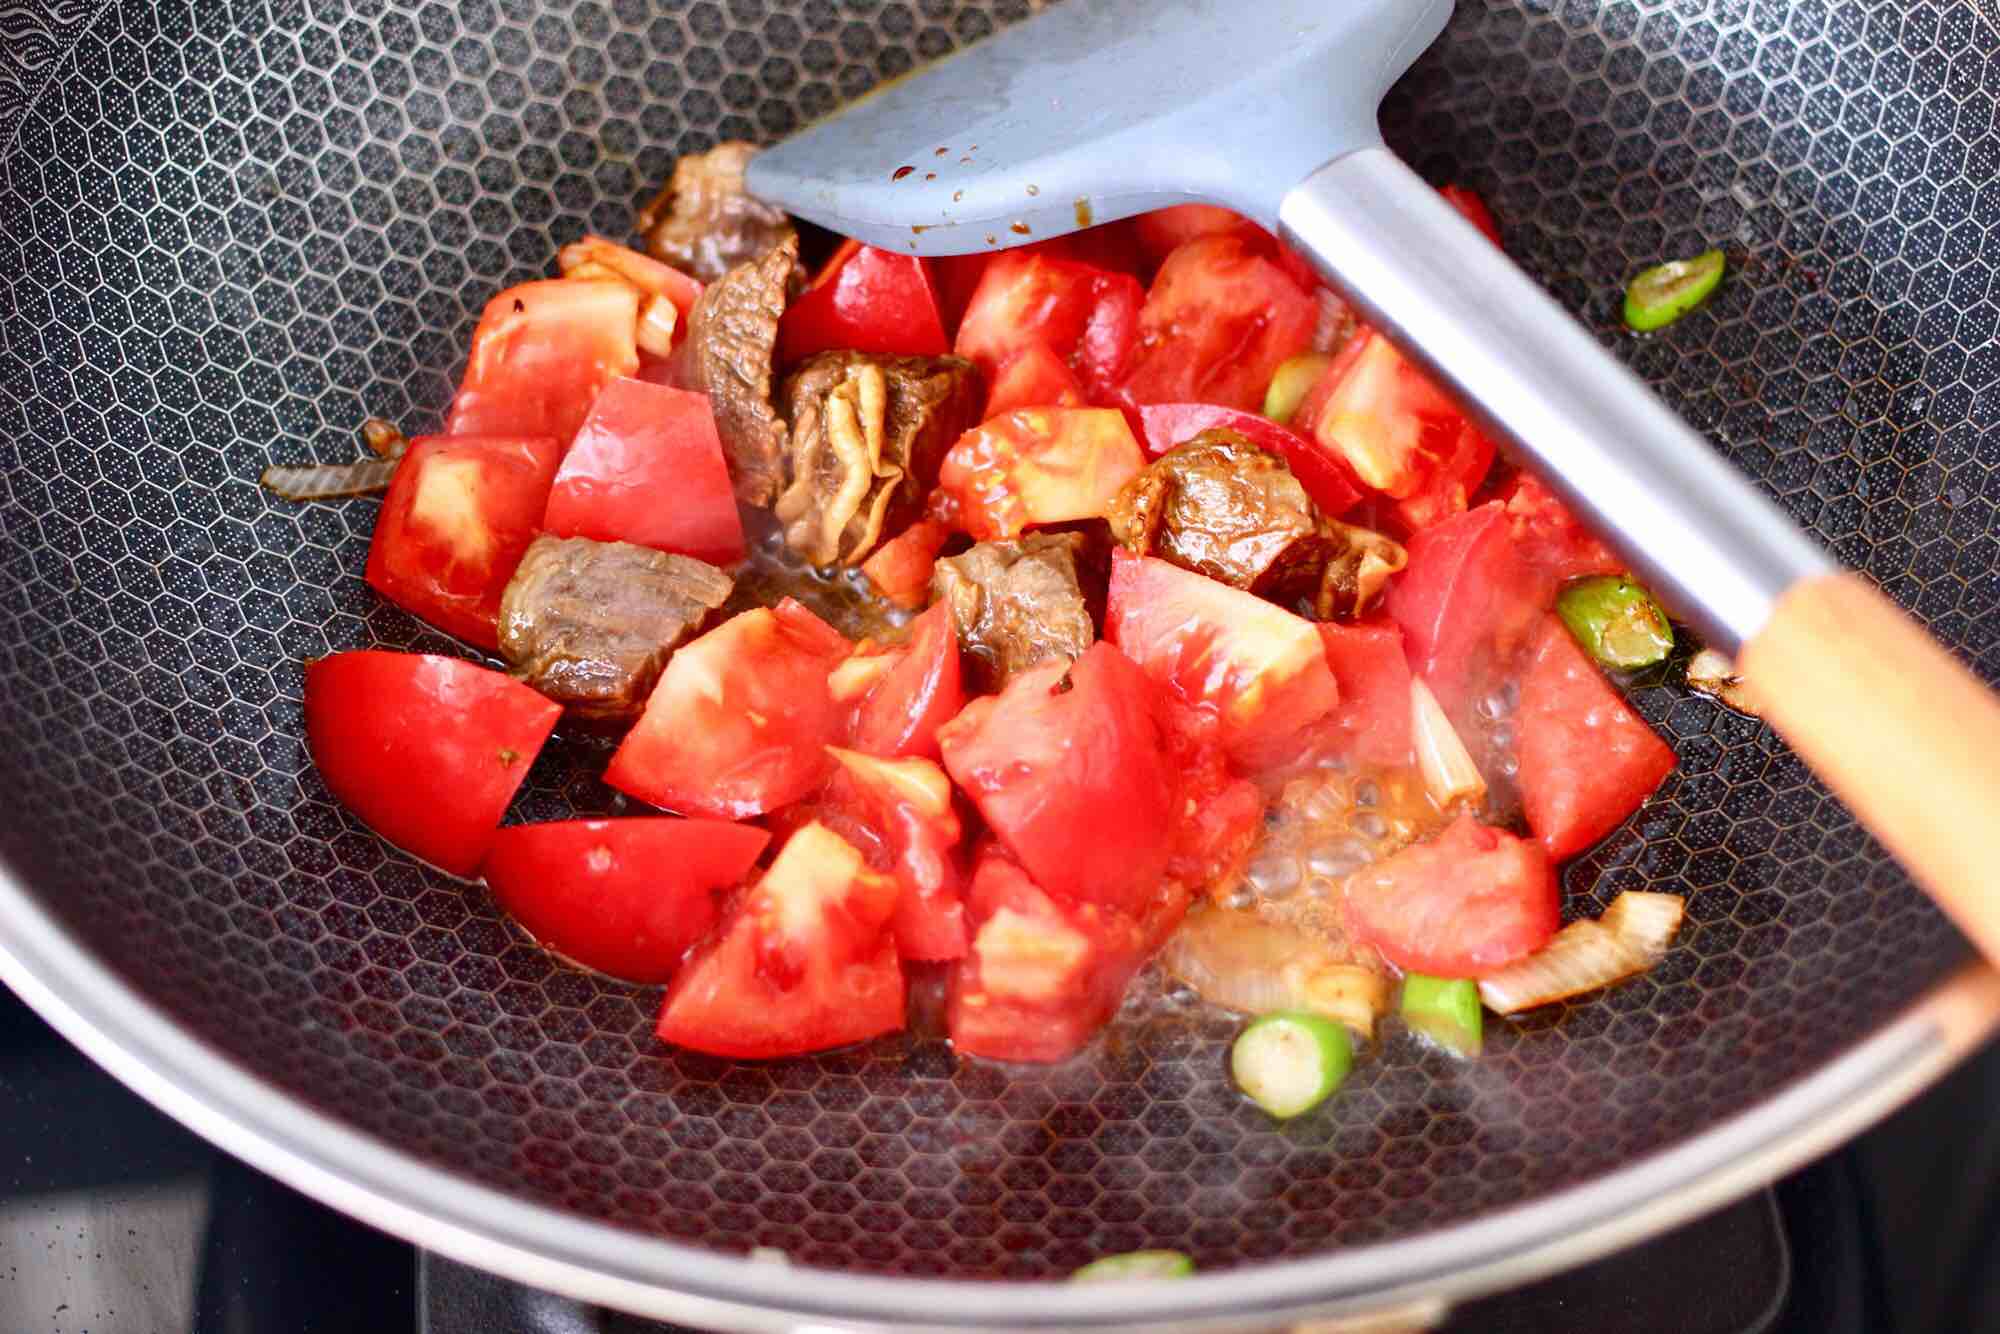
[
  {"left": 1230, "top": 1010, "right": 1352, "bottom": 1119},
  {"left": 1623, "top": 248, "right": 1725, "bottom": 331},
  {"left": 1399, "top": 974, "right": 1484, "bottom": 1059},
  {"left": 1557, "top": 576, "right": 1674, "bottom": 669},
  {"left": 1071, "top": 1250, "right": 1196, "bottom": 1282},
  {"left": 1263, "top": 353, "right": 1334, "bottom": 425}
]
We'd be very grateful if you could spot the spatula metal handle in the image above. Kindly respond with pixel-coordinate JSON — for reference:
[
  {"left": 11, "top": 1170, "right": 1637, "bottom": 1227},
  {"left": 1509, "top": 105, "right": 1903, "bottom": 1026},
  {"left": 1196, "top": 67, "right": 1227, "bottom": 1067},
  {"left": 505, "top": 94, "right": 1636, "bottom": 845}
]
[
  {"left": 1283, "top": 147, "right": 2000, "bottom": 970},
  {"left": 1278, "top": 146, "right": 1831, "bottom": 654}
]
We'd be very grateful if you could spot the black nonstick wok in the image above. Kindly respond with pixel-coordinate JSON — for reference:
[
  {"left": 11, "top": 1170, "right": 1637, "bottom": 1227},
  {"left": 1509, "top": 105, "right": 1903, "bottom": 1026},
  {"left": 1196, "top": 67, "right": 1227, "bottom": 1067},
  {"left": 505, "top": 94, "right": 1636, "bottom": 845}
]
[{"left": 1, "top": 1, "right": 1996, "bottom": 1329}]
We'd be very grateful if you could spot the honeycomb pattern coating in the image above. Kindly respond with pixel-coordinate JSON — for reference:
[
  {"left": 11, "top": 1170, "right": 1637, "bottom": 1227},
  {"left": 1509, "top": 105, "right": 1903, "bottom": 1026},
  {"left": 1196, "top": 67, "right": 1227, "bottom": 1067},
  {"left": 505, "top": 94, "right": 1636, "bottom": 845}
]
[{"left": 0, "top": 0, "right": 1985, "bottom": 1284}]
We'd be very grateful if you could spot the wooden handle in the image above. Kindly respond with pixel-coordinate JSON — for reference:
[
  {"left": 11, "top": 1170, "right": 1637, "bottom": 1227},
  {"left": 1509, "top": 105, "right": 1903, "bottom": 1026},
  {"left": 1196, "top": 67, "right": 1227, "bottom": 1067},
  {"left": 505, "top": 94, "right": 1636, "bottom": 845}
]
[{"left": 1740, "top": 572, "right": 2000, "bottom": 963}]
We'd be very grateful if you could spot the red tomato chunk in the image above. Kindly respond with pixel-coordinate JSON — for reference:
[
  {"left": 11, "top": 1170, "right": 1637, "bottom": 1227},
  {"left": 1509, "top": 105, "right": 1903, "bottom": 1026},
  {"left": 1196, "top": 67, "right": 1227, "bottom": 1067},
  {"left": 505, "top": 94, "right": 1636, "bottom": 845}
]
[
  {"left": 1294, "top": 327, "right": 1493, "bottom": 533},
  {"left": 1106, "top": 552, "right": 1339, "bottom": 769},
  {"left": 1517, "top": 615, "right": 1677, "bottom": 860},
  {"left": 936, "top": 407, "right": 1145, "bottom": 540},
  {"left": 837, "top": 602, "right": 964, "bottom": 762},
  {"left": 939, "top": 643, "right": 1176, "bottom": 916},
  {"left": 305, "top": 652, "right": 560, "bottom": 877},
  {"left": 481, "top": 818, "right": 770, "bottom": 983},
  {"left": 1383, "top": 500, "right": 1544, "bottom": 728},
  {"left": 984, "top": 341, "right": 1087, "bottom": 417},
  {"left": 542, "top": 377, "right": 745, "bottom": 565},
  {"left": 824, "top": 747, "right": 968, "bottom": 962},
  {"left": 444, "top": 278, "right": 639, "bottom": 446},
  {"left": 1116, "top": 233, "right": 1317, "bottom": 413},
  {"left": 1496, "top": 471, "right": 1624, "bottom": 586},
  {"left": 365, "top": 433, "right": 560, "bottom": 651},
  {"left": 605, "top": 599, "right": 852, "bottom": 819},
  {"left": 658, "top": 822, "right": 904, "bottom": 1059},
  {"left": 1314, "top": 619, "right": 1417, "bottom": 771},
  {"left": 1343, "top": 813, "right": 1559, "bottom": 977},
  {"left": 947, "top": 847, "right": 1186, "bottom": 1064},
  {"left": 953, "top": 250, "right": 1142, "bottom": 411},
  {"left": 778, "top": 239, "right": 950, "bottom": 365},
  {"left": 860, "top": 520, "right": 953, "bottom": 611}
]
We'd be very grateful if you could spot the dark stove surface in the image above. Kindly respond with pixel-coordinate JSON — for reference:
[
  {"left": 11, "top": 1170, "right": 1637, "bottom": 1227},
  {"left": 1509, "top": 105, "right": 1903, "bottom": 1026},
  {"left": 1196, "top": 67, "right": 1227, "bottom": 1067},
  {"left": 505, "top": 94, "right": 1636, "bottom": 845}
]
[{"left": 0, "top": 987, "right": 1989, "bottom": 1334}]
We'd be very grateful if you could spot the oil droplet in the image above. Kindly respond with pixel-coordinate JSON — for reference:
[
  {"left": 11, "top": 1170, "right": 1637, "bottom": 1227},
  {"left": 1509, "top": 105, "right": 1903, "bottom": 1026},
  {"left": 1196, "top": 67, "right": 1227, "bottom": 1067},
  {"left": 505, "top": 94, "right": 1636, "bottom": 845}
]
[
  {"left": 935, "top": 146, "right": 949, "bottom": 156},
  {"left": 1009, "top": 221, "right": 1031, "bottom": 235},
  {"left": 1074, "top": 197, "right": 1093, "bottom": 227},
  {"left": 952, "top": 189, "right": 964, "bottom": 202},
  {"left": 1025, "top": 183, "right": 1040, "bottom": 196},
  {"left": 892, "top": 164, "right": 915, "bottom": 180},
  {"left": 924, "top": 172, "right": 937, "bottom": 181},
  {"left": 984, "top": 234, "right": 997, "bottom": 245}
]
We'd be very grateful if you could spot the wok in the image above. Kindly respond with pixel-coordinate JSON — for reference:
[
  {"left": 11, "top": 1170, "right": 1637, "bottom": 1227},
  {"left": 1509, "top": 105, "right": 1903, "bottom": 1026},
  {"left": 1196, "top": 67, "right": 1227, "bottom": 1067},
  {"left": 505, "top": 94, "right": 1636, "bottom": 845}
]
[{"left": 0, "top": 0, "right": 1996, "bottom": 1328}]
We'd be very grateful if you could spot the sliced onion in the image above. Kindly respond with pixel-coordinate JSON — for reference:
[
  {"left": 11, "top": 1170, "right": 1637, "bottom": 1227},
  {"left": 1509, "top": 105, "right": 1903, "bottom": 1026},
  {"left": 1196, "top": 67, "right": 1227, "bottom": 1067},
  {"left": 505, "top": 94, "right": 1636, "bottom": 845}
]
[
  {"left": 259, "top": 455, "right": 400, "bottom": 501},
  {"left": 1411, "top": 677, "right": 1486, "bottom": 808},
  {"left": 637, "top": 294, "right": 680, "bottom": 360},
  {"left": 1478, "top": 891, "right": 1685, "bottom": 1014},
  {"left": 1161, "top": 906, "right": 1390, "bottom": 1038},
  {"left": 361, "top": 417, "right": 408, "bottom": 458},
  {"left": 1687, "top": 647, "right": 1762, "bottom": 717},
  {"left": 1600, "top": 889, "right": 1684, "bottom": 957}
]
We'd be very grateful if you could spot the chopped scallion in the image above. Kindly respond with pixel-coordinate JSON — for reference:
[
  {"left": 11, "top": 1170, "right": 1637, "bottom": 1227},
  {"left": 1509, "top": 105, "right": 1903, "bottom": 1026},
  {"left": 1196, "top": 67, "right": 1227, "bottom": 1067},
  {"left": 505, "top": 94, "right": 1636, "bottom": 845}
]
[
  {"left": 1399, "top": 974, "right": 1483, "bottom": 1058},
  {"left": 1230, "top": 1010, "right": 1351, "bottom": 1119},
  {"left": 1263, "top": 353, "right": 1334, "bottom": 425},
  {"left": 1071, "top": 1249, "right": 1195, "bottom": 1282},
  {"left": 1623, "top": 248, "right": 1725, "bottom": 331},
  {"left": 1557, "top": 576, "right": 1674, "bottom": 669}
]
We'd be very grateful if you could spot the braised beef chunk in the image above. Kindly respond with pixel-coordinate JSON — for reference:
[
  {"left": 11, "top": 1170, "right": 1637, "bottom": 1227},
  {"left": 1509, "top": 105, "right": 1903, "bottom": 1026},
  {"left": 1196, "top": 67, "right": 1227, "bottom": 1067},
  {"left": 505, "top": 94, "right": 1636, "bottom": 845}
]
[
  {"left": 1105, "top": 429, "right": 1406, "bottom": 619},
  {"left": 498, "top": 535, "right": 733, "bottom": 722},
  {"left": 775, "top": 351, "right": 983, "bottom": 567},
  {"left": 678, "top": 235, "right": 797, "bottom": 506},
  {"left": 637, "top": 142, "right": 798, "bottom": 286},
  {"left": 932, "top": 533, "right": 1095, "bottom": 691}
]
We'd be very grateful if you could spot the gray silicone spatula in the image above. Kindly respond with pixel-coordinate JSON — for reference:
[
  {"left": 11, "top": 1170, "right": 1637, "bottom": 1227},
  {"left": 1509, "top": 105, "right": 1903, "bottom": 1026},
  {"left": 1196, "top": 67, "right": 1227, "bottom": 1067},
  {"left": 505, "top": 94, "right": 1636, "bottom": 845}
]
[{"left": 748, "top": 0, "right": 2000, "bottom": 966}]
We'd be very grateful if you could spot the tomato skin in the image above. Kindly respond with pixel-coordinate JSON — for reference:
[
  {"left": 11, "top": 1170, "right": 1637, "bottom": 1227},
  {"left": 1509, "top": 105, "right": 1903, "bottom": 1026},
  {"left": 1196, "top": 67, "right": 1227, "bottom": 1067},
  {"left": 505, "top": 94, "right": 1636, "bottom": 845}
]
[
  {"left": 365, "top": 433, "right": 561, "bottom": 650},
  {"left": 1343, "top": 813, "right": 1559, "bottom": 977},
  {"left": 1316, "top": 619, "right": 1416, "bottom": 770},
  {"left": 984, "top": 341, "right": 1087, "bottom": 416},
  {"left": 936, "top": 407, "right": 1145, "bottom": 540},
  {"left": 657, "top": 822, "right": 904, "bottom": 1059},
  {"left": 939, "top": 643, "right": 1177, "bottom": 915},
  {"left": 1136, "top": 402, "right": 1363, "bottom": 517},
  {"left": 824, "top": 747, "right": 968, "bottom": 961},
  {"left": 841, "top": 602, "right": 964, "bottom": 761},
  {"left": 480, "top": 818, "right": 770, "bottom": 983},
  {"left": 1517, "top": 615, "right": 1676, "bottom": 860},
  {"left": 445, "top": 278, "right": 639, "bottom": 446},
  {"left": 777, "top": 239, "right": 950, "bottom": 365},
  {"left": 541, "top": 378, "right": 745, "bottom": 565},
  {"left": 305, "top": 652, "right": 560, "bottom": 877},
  {"left": 1117, "top": 234, "right": 1318, "bottom": 413},
  {"left": 1496, "top": 471, "right": 1624, "bottom": 585},
  {"left": 1383, "top": 501, "right": 1544, "bottom": 725},
  {"left": 1293, "top": 328, "right": 1492, "bottom": 531},
  {"left": 605, "top": 599, "right": 853, "bottom": 819},
  {"left": 1105, "top": 553, "right": 1340, "bottom": 768},
  {"left": 947, "top": 847, "right": 1186, "bottom": 1063}
]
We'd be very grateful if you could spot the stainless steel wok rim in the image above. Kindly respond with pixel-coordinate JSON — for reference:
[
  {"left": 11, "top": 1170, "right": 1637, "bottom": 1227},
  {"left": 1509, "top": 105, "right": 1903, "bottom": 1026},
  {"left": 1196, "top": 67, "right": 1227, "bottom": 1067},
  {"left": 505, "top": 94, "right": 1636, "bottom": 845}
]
[{"left": 1, "top": 852, "right": 1992, "bottom": 1333}]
